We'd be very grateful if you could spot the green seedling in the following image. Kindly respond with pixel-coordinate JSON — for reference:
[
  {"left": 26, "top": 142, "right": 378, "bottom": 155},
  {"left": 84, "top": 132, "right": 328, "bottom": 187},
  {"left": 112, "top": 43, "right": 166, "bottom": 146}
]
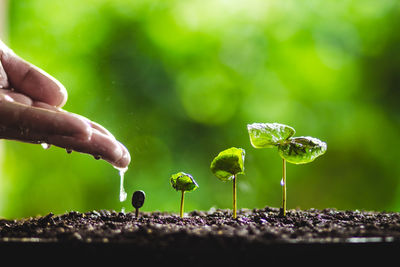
[
  {"left": 248, "top": 123, "right": 327, "bottom": 216},
  {"left": 170, "top": 172, "right": 199, "bottom": 218},
  {"left": 210, "top": 147, "right": 245, "bottom": 219},
  {"left": 132, "top": 190, "right": 146, "bottom": 218}
]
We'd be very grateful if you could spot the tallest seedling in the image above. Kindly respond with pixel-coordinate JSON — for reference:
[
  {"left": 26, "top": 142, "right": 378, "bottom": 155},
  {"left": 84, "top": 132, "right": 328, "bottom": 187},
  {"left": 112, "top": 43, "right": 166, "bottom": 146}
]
[{"left": 247, "top": 123, "right": 327, "bottom": 216}]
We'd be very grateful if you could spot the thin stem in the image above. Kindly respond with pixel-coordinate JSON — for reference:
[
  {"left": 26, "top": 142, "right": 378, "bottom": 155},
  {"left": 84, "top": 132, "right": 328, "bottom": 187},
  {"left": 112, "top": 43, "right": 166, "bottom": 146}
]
[
  {"left": 282, "top": 158, "right": 287, "bottom": 216},
  {"left": 180, "top": 190, "right": 185, "bottom": 218},
  {"left": 233, "top": 174, "right": 237, "bottom": 219},
  {"left": 135, "top": 207, "right": 139, "bottom": 218}
]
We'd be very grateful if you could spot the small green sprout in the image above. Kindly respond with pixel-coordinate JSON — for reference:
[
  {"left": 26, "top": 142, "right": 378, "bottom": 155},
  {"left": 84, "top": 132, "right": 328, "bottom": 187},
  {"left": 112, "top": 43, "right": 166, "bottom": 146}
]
[
  {"left": 248, "top": 123, "right": 327, "bottom": 216},
  {"left": 170, "top": 172, "right": 199, "bottom": 218},
  {"left": 210, "top": 147, "right": 245, "bottom": 219}
]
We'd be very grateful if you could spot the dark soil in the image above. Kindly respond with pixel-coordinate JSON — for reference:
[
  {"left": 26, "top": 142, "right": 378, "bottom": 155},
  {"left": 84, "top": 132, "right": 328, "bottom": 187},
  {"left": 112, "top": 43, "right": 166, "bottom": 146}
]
[{"left": 1, "top": 206, "right": 400, "bottom": 263}]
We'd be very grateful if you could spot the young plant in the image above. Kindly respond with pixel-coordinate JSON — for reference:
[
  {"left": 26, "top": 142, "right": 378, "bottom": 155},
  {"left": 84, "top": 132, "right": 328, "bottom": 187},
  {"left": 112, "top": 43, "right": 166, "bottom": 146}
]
[
  {"left": 170, "top": 172, "right": 199, "bottom": 218},
  {"left": 210, "top": 147, "right": 245, "bottom": 219},
  {"left": 247, "top": 123, "right": 327, "bottom": 216},
  {"left": 131, "top": 190, "right": 146, "bottom": 218}
]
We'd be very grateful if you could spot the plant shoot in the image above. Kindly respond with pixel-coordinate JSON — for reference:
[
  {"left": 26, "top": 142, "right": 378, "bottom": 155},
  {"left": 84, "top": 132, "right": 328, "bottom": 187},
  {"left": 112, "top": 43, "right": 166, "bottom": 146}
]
[
  {"left": 131, "top": 190, "right": 146, "bottom": 218},
  {"left": 248, "top": 123, "right": 327, "bottom": 216},
  {"left": 170, "top": 172, "right": 199, "bottom": 218},
  {"left": 210, "top": 147, "right": 245, "bottom": 219}
]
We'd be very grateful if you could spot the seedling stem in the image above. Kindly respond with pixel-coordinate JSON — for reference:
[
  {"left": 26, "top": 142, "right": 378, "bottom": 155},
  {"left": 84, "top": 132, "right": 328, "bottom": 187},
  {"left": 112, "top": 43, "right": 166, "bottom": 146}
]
[
  {"left": 282, "top": 158, "right": 287, "bottom": 216},
  {"left": 180, "top": 190, "right": 185, "bottom": 218},
  {"left": 233, "top": 174, "right": 237, "bottom": 219},
  {"left": 135, "top": 208, "right": 139, "bottom": 218}
]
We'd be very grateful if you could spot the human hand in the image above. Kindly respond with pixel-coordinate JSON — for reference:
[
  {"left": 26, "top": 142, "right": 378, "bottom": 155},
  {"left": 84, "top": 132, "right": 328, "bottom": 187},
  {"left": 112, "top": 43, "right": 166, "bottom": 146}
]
[{"left": 0, "top": 40, "right": 130, "bottom": 168}]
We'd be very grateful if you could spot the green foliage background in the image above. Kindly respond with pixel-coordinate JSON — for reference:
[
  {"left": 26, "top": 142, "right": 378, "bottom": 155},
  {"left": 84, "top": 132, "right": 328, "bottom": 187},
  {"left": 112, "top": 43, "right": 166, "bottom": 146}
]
[{"left": 1, "top": 0, "right": 400, "bottom": 218}]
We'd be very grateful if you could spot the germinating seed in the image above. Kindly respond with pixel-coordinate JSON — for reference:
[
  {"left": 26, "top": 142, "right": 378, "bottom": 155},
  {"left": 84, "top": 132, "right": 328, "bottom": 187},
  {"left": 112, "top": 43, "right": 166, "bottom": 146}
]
[{"left": 132, "top": 190, "right": 146, "bottom": 209}]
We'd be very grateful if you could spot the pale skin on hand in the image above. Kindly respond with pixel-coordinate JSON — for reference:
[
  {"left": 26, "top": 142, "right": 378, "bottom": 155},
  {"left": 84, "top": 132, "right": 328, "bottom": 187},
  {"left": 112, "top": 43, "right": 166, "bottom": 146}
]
[{"left": 0, "top": 40, "right": 130, "bottom": 168}]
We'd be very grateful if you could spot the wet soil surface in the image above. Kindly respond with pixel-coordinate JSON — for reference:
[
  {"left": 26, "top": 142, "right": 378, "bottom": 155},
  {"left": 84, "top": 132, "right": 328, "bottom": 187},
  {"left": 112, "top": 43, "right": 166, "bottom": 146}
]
[{"left": 1, "top": 207, "right": 400, "bottom": 263}]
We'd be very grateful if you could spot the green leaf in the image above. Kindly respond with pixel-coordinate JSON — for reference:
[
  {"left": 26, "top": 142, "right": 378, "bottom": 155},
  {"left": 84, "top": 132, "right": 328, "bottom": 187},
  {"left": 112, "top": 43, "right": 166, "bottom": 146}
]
[
  {"left": 247, "top": 123, "right": 295, "bottom": 148},
  {"left": 278, "top": 136, "right": 327, "bottom": 164},
  {"left": 170, "top": 172, "right": 199, "bottom": 192},
  {"left": 210, "top": 147, "right": 245, "bottom": 181}
]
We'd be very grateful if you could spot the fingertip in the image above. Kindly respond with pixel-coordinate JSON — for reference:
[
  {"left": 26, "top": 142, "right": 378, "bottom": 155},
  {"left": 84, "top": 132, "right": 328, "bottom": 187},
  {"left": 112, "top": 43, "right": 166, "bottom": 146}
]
[
  {"left": 54, "top": 81, "right": 67, "bottom": 108},
  {"left": 112, "top": 143, "right": 131, "bottom": 168},
  {"left": 32, "top": 66, "right": 68, "bottom": 108}
]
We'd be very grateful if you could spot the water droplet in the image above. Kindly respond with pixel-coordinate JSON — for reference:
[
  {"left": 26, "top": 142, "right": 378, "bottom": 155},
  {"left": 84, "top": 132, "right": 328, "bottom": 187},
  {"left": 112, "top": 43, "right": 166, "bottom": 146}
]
[
  {"left": 115, "top": 167, "right": 128, "bottom": 202},
  {"left": 41, "top": 143, "right": 51, "bottom": 150},
  {"left": 280, "top": 178, "right": 285, "bottom": 186}
]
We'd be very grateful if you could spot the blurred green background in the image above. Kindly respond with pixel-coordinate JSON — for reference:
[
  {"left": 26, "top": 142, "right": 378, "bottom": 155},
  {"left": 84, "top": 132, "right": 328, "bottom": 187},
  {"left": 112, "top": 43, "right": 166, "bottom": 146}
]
[{"left": 0, "top": 0, "right": 399, "bottom": 218}]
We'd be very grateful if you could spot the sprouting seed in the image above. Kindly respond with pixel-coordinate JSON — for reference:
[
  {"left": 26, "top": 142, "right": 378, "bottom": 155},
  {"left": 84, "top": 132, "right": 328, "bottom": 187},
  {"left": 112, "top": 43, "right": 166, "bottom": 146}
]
[{"left": 131, "top": 190, "right": 146, "bottom": 218}]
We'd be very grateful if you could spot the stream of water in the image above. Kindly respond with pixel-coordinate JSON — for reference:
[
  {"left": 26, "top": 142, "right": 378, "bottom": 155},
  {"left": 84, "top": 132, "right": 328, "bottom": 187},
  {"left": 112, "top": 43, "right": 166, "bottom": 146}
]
[{"left": 115, "top": 166, "right": 128, "bottom": 202}]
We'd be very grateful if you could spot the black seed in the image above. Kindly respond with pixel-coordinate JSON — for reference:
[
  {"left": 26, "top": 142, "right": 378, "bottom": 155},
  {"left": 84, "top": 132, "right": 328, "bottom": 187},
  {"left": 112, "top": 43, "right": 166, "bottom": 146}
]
[{"left": 132, "top": 190, "right": 146, "bottom": 209}]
